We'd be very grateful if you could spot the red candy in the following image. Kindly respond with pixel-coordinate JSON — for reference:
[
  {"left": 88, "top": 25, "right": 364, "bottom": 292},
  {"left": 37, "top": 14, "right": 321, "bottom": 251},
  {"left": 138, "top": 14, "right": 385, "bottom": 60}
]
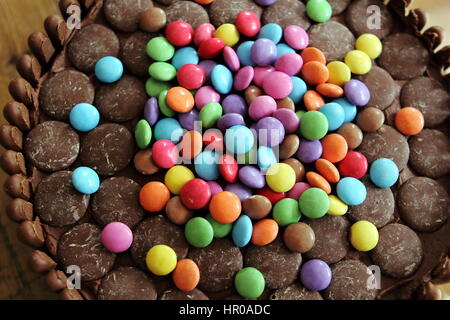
[
  {"left": 338, "top": 151, "right": 368, "bottom": 179},
  {"left": 203, "top": 129, "right": 224, "bottom": 151},
  {"left": 194, "top": 23, "right": 215, "bottom": 47},
  {"left": 152, "top": 139, "right": 179, "bottom": 169},
  {"left": 180, "top": 178, "right": 212, "bottom": 210},
  {"left": 236, "top": 11, "right": 261, "bottom": 37},
  {"left": 198, "top": 38, "right": 225, "bottom": 59},
  {"left": 177, "top": 64, "right": 206, "bottom": 90},
  {"left": 166, "top": 21, "right": 194, "bottom": 46},
  {"left": 257, "top": 187, "right": 286, "bottom": 205},
  {"left": 219, "top": 154, "right": 239, "bottom": 183}
]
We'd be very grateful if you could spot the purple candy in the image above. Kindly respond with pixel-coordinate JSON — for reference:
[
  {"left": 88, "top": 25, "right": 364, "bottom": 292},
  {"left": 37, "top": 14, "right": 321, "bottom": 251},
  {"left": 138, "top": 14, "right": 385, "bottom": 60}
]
[
  {"left": 255, "top": 117, "right": 285, "bottom": 147},
  {"left": 222, "top": 94, "right": 248, "bottom": 116},
  {"left": 344, "top": 79, "right": 371, "bottom": 106},
  {"left": 199, "top": 60, "right": 218, "bottom": 83},
  {"left": 207, "top": 181, "right": 223, "bottom": 197},
  {"left": 223, "top": 46, "right": 240, "bottom": 72},
  {"left": 238, "top": 166, "right": 266, "bottom": 189},
  {"left": 275, "top": 53, "right": 303, "bottom": 76},
  {"left": 300, "top": 259, "right": 332, "bottom": 291},
  {"left": 225, "top": 183, "right": 253, "bottom": 202},
  {"left": 249, "top": 95, "right": 277, "bottom": 121},
  {"left": 286, "top": 182, "right": 310, "bottom": 200},
  {"left": 272, "top": 108, "right": 300, "bottom": 134},
  {"left": 251, "top": 38, "right": 277, "bottom": 67},
  {"left": 217, "top": 113, "right": 245, "bottom": 131},
  {"left": 234, "top": 66, "right": 254, "bottom": 91},
  {"left": 178, "top": 109, "right": 200, "bottom": 131},
  {"left": 255, "top": 0, "right": 277, "bottom": 6},
  {"left": 144, "top": 97, "right": 160, "bottom": 126},
  {"left": 195, "top": 86, "right": 221, "bottom": 110},
  {"left": 296, "top": 139, "right": 322, "bottom": 163}
]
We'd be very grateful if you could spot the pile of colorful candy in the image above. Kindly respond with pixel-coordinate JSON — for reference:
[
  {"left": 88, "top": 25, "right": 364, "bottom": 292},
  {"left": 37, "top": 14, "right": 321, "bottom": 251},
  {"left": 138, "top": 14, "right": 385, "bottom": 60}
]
[{"left": 65, "top": 3, "right": 426, "bottom": 299}]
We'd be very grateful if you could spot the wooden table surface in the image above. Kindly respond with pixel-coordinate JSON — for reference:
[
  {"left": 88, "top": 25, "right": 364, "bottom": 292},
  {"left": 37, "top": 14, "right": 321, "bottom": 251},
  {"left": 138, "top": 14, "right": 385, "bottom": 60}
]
[{"left": 0, "top": 0, "right": 449, "bottom": 300}]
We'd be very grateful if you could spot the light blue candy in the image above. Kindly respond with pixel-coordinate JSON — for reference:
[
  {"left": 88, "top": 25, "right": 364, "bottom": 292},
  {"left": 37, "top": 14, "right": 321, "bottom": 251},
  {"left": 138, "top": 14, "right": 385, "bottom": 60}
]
[
  {"left": 211, "top": 65, "right": 233, "bottom": 95},
  {"left": 333, "top": 98, "right": 357, "bottom": 123},
  {"left": 289, "top": 76, "right": 308, "bottom": 104},
  {"left": 276, "top": 43, "right": 296, "bottom": 59},
  {"left": 258, "top": 23, "right": 283, "bottom": 44},
  {"left": 171, "top": 47, "right": 199, "bottom": 70},
  {"left": 232, "top": 215, "right": 253, "bottom": 247},
  {"left": 69, "top": 103, "right": 100, "bottom": 132},
  {"left": 154, "top": 118, "right": 184, "bottom": 143},
  {"left": 225, "top": 125, "right": 255, "bottom": 155},
  {"left": 237, "top": 41, "right": 255, "bottom": 67},
  {"left": 370, "top": 158, "right": 399, "bottom": 188},
  {"left": 319, "top": 102, "right": 345, "bottom": 131},
  {"left": 71, "top": 167, "right": 100, "bottom": 195},
  {"left": 337, "top": 177, "right": 367, "bottom": 206},
  {"left": 257, "top": 146, "right": 277, "bottom": 170},
  {"left": 95, "top": 56, "right": 123, "bottom": 83},
  {"left": 194, "top": 150, "right": 220, "bottom": 181}
]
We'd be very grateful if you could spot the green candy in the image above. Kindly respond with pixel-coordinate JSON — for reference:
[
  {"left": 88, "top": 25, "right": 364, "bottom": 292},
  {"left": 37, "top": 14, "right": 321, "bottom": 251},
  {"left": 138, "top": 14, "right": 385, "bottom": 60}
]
[
  {"left": 234, "top": 267, "right": 265, "bottom": 299},
  {"left": 205, "top": 214, "right": 232, "bottom": 238},
  {"left": 306, "top": 0, "right": 332, "bottom": 23},
  {"left": 146, "top": 77, "right": 171, "bottom": 98},
  {"left": 158, "top": 90, "right": 176, "bottom": 117},
  {"left": 199, "top": 102, "right": 223, "bottom": 128},
  {"left": 236, "top": 143, "right": 257, "bottom": 165},
  {"left": 148, "top": 62, "right": 176, "bottom": 82},
  {"left": 185, "top": 217, "right": 214, "bottom": 248},
  {"left": 300, "top": 111, "right": 329, "bottom": 140},
  {"left": 146, "top": 37, "right": 175, "bottom": 62},
  {"left": 296, "top": 110, "right": 306, "bottom": 135},
  {"left": 298, "top": 187, "right": 330, "bottom": 219},
  {"left": 273, "top": 198, "right": 301, "bottom": 226},
  {"left": 135, "top": 119, "right": 152, "bottom": 149}
]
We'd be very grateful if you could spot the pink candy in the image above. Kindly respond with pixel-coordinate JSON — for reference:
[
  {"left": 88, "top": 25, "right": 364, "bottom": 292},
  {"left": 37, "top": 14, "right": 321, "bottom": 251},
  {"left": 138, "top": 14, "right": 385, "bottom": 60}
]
[
  {"left": 275, "top": 53, "right": 303, "bottom": 76},
  {"left": 101, "top": 222, "right": 133, "bottom": 253},
  {"left": 253, "top": 66, "right": 275, "bottom": 87},
  {"left": 207, "top": 181, "right": 224, "bottom": 196},
  {"left": 234, "top": 66, "right": 254, "bottom": 91},
  {"left": 223, "top": 46, "right": 241, "bottom": 72},
  {"left": 195, "top": 86, "right": 221, "bottom": 109},
  {"left": 273, "top": 108, "right": 300, "bottom": 133},
  {"left": 249, "top": 95, "right": 277, "bottom": 121},
  {"left": 194, "top": 23, "right": 215, "bottom": 47},
  {"left": 263, "top": 71, "right": 293, "bottom": 99},
  {"left": 284, "top": 25, "right": 309, "bottom": 50},
  {"left": 286, "top": 182, "right": 311, "bottom": 200}
]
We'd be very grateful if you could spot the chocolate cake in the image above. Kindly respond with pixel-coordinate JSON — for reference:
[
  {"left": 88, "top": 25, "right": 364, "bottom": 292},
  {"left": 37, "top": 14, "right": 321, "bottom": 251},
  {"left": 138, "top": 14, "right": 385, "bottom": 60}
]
[{"left": 1, "top": 0, "right": 450, "bottom": 301}]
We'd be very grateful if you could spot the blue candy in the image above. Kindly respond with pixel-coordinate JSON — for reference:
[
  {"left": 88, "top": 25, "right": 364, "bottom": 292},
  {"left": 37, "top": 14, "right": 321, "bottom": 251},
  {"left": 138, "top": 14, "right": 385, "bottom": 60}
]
[
  {"left": 171, "top": 47, "right": 199, "bottom": 70},
  {"left": 276, "top": 43, "right": 296, "bottom": 59},
  {"left": 72, "top": 167, "right": 100, "bottom": 195},
  {"left": 69, "top": 103, "right": 100, "bottom": 132},
  {"left": 319, "top": 102, "right": 345, "bottom": 131},
  {"left": 257, "top": 145, "right": 277, "bottom": 170},
  {"left": 237, "top": 41, "right": 255, "bottom": 67},
  {"left": 225, "top": 125, "right": 255, "bottom": 155},
  {"left": 95, "top": 56, "right": 123, "bottom": 83},
  {"left": 194, "top": 150, "right": 220, "bottom": 181},
  {"left": 258, "top": 23, "right": 283, "bottom": 44},
  {"left": 337, "top": 177, "right": 367, "bottom": 206},
  {"left": 370, "top": 158, "right": 399, "bottom": 188},
  {"left": 289, "top": 76, "right": 308, "bottom": 104},
  {"left": 232, "top": 215, "right": 253, "bottom": 247},
  {"left": 333, "top": 98, "right": 357, "bottom": 123},
  {"left": 154, "top": 118, "right": 184, "bottom": 143},
  {"left": 211, "top": 64, "right": 233, "bottom": 94}
]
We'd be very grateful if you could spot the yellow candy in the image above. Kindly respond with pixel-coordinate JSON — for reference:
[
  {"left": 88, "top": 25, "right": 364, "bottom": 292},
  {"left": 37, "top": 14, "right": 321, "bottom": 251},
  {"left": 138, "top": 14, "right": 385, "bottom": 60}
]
[
  {"left": 164, "top": 165, "right": 194, "bottom": 194},
  {"left": 356, "top": 33, "right": 382, "bottom": 59},
  {"left": 146, "top": 245, "right": 177, "bottom": 276},
  {"left": 266, "top": 163, "right": 296, "bottom": 193},
  {"left": 326, "top": 61, "right": 351, "bottom": 86},
  {"left": 350, "top": 221, "right": 379, "bottom": 252},
  {"left": 214, "top": 24, "right": 240, "bottom": 47},
  {"left": 327, "top": 195, "right": 348, "bottom": 216},
  {"left": 345, "top": 50, "right": 372, "bottom": 75}
]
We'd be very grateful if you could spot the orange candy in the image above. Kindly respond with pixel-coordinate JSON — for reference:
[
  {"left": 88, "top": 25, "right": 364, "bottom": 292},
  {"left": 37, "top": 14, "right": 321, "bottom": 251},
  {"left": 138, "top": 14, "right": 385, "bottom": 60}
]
[
  {"left": 316, "top": 83, "right": 344, "bottom": 98},
  {"left": 139, "top": 181, "right": 171, "bottom": 212},
  {"left": 315, "top": 159, "right": 340, "bottom": 183},
  {"left": 304, "top": 90, "right": 325, "bottom": 111},
  {"left": 300, "top": 47, "right": 326, "bottom": 64},
  {"left": 209, "top": 191, "right": 241, "bottom": 224},
  {"left": 166, "top": 87, "right": 195, "bottom": 113},
  {"left": 251, "top": 219, "right": 279, "bottom": 246},
  {"left": 395, "top": 107, "right": 424, "bottom": 136},
  {"left": 321, "top": 134, "right": 348, "bottom": 163},
  {"left": 180, "top": 130, "right": 203, "bottom": 159},
  {"left": 301, "top": 61, "right": 330, "bottom": 86},
  {"left": 306, "top": 172, "right": 332, "bottom": 194},
  {"left": 195, "top": 0, "right": 214, "bottom": 4},
  {"left": 172, "top": 259, "right": 200, "bottom": 292}
]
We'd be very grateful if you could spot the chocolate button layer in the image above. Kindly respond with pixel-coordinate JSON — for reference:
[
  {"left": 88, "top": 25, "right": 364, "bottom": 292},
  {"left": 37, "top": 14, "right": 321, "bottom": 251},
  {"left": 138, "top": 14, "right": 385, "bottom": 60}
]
[
  {"left": 262, "top": 0, "right": 310, "bottom": 29},
  {"left": 210, "top": 0, "right": 261, "bottom": 28},
  {"left": 160, "top": 288, "right": 209, "bottom": 300},
  {"left": 271, "top": 283, "right": 323, "bottom": 300},
  {"left": 122, "top": 32, "right": 156, "bottom": 77},
  {"left": 356, "top": 66, "right": 396, "bottom": 110},
  {"left": 166, "top": 1, "right": 210, "bottom": 29},
  {"left": 104, "top": 0, "right": 153, "bottom": 33}
]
